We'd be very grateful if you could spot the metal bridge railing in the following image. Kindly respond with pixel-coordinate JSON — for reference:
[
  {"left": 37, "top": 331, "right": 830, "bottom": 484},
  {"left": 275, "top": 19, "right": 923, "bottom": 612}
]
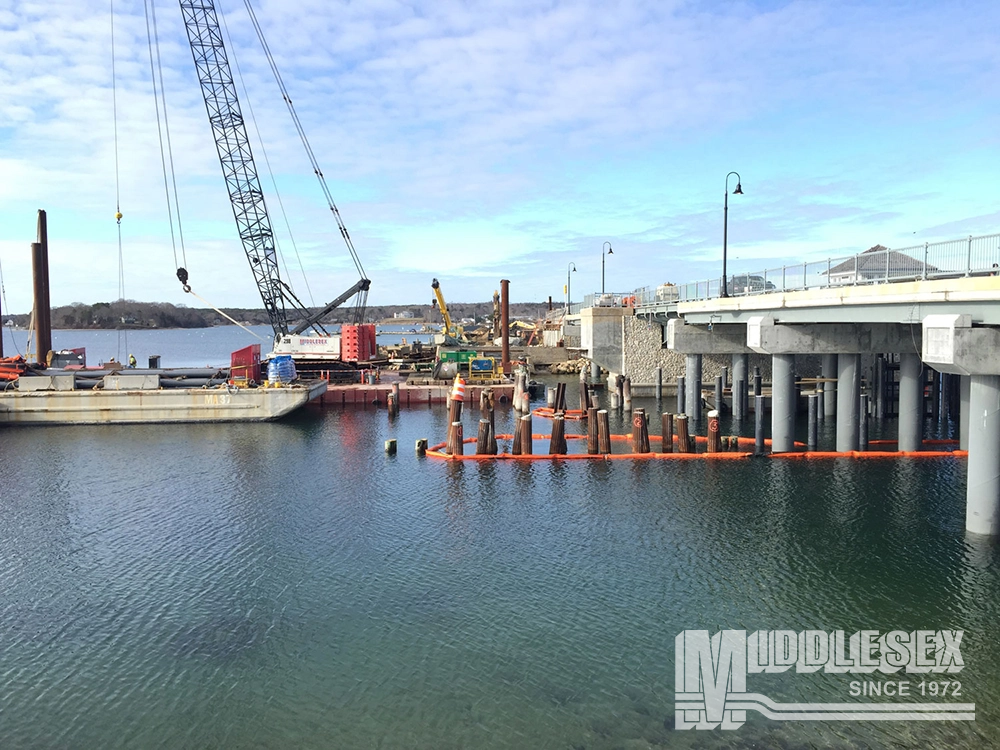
[{"left": 630, "top": 232, "right": 1000, "bottom": 306}]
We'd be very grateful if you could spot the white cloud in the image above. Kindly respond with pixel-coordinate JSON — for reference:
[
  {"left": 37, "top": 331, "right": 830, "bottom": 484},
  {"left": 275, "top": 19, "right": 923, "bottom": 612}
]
[{"left": 0, "top": 0, "right": 997, "bottom": 314}]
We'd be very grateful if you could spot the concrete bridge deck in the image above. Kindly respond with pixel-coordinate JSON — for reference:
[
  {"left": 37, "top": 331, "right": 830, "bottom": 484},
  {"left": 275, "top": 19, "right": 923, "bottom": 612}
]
[{"left": 577, "top": 230, "right": 1000, "bottom": 536}]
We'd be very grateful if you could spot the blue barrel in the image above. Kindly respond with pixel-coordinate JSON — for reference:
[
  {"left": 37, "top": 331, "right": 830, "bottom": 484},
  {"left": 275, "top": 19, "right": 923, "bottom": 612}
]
[{"left": 267, "top": 356, "right": 297, "bottom": 384}]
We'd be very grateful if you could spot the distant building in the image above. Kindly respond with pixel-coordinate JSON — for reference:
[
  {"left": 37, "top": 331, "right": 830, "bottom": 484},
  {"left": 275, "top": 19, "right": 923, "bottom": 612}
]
[
  {"left": 824, "top": 244, "right": 938, "bottom": 284},
  {"left": 393, "top": 311, "right": 413, "bottom": 319}
]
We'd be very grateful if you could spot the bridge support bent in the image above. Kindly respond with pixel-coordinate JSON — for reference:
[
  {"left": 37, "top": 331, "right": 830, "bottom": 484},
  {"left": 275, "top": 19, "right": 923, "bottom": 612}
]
[
  {"left": 960, "top": 375, "right": 971, "bottom": 451},
  {"left": 837, "top": 354, "right": 860, "bottom": 452},
  {"left": 967, "top": 375, "right": 1000, "bottom": 536},
  {"left": 771, "top": 354, "right": 796, "bottom": 453},
  {"left": 686, "top": 354, "right": 702, "bottom": 427},
  {"left": 898, "top": 353, "right": 923, "bottom": 452},
  {"left": 822, "top": 354, "right": 838, "bottom": 419}
]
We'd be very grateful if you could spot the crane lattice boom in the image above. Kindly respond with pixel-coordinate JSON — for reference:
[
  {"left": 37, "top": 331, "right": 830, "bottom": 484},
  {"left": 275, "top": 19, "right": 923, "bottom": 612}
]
[{"left": 179, "top": 0, "right": 288, "bottom": 336}]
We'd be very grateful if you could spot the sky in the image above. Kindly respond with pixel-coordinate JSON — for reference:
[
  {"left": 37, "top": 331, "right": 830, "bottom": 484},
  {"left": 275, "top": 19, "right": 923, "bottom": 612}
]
[{"left": 0, "top": 0, "right": 998, "bottom": 314}]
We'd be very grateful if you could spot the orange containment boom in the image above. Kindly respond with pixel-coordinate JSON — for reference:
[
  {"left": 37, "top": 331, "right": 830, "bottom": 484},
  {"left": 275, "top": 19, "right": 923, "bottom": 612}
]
[
  {"left": 424, "top": 432, "right": 965, "bottom": 461},
  {"left": 531, "top": 407, "right": 588, "bottom": 421},
  {"left": 426, "top": 432, "right": 754, "bottom": 460}
]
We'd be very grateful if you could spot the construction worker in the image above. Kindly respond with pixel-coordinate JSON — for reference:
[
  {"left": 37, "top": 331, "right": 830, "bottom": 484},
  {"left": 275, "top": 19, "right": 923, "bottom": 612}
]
[{"left": 128, "top": 353, "right": 137, "bottom": 368}]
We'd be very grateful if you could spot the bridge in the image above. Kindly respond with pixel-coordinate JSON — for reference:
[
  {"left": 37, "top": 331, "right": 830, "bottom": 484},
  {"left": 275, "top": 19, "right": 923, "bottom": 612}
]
[{"left": 576, "top": 232, "right": 1000, "bottom": 537}]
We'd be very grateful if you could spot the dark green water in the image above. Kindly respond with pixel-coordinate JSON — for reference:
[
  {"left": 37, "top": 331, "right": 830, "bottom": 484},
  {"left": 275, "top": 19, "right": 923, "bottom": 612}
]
[{"left": 1, "top": 400, "right": 998, "bottom": 749}]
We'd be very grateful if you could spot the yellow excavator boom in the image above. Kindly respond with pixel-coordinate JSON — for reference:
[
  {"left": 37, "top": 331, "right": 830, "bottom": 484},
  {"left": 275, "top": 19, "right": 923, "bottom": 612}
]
[{"left": 431, "top": 278, "right": 457, "bottom": 338}]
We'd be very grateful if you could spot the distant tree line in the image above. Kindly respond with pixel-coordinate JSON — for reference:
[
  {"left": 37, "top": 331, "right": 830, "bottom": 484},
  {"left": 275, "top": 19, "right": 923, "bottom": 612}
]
[{"left": 3, "top": 299, "right": 555, "bottom": 330}]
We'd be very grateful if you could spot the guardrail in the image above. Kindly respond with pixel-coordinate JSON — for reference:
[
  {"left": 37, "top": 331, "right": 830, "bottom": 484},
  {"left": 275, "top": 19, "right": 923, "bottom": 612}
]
[{"left": 631, "top": 232, "right": 1000, "bottom": 305}]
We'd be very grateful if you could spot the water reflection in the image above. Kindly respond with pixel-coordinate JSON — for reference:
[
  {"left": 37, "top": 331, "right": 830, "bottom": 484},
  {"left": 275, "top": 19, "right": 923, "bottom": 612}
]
[{"left": 1, "top": 405, "right": 998, "bottom": 748}]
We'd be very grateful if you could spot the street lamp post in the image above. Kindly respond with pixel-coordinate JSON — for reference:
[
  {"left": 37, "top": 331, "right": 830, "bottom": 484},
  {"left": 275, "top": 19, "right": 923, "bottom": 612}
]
[
  {"left": 601, "top": 242, "right": 613, "bottom": 294},
  {"left": 566, "top": 262, "right": 576, "bottom": 315},
  {"left": 722, "top": 171, "right": 743, "bottom": 298}
]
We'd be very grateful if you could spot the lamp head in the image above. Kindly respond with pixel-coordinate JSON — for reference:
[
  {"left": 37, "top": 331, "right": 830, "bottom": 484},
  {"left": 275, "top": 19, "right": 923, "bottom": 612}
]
[
  {"left": 733, "top": 183, "right": 743, "bottom": 195},
  {"left": 607, "top": 247, "right": 614, "bottom": 255}
]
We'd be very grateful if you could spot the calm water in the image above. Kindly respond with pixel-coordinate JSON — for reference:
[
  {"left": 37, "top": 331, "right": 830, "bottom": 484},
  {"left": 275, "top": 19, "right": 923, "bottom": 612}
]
[{"left": 1, "top": 329, "right": 999, "bottom": 748}]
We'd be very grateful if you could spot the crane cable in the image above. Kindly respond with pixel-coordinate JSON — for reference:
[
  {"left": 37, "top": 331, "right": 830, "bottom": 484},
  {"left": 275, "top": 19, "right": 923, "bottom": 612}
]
[
  {"left": 242, "top": 0, "right": 367, "bottom": 281},
  {"left": 218, "top": 5, "right": 316, "bottom": 308},
  {"left": 143, "top": 0, "right": 190, "bottom": 293},
  {"left": 111, "top": 0, "right": 128, "bottom": 363},
  {"left": 183, "top": 287, "right": 266, "bottom": 340}
]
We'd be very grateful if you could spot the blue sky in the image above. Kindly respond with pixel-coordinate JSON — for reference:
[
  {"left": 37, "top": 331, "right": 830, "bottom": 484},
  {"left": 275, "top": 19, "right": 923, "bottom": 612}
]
[{"left": 0, "top": 0, "right": 997, "bottom": 313}]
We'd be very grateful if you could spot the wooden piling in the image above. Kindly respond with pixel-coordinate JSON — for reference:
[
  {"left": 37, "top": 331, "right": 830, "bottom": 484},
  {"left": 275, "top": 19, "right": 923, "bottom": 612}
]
[
  {"left": 520, "top": 414, "right": 533, "bottom": 455},
  {"left": 706, "top": 409, "right": 721, "bottom": 453},
  {"left": 579, "top": 377, "right": 589, "bottom": 412},
  {"left": 715, "top": 376, "right": 723, "bottom": 413},
  {"left": 476, "top": 419, "right": 495, "bottom": 455},
  {"left": 415, "top": 438, "right": 428, "bottom": 456},
  {"left": 512, "top": 416, "right": 524, "bottom": 455},
  {"left": 549, "top": 415, "right": 567, "bottom": 455},
  {"left": 623, "top": 376, "right": 632, "bottom": 410},
  {"left": 661, "top": 412, "right": 674, "bottom": 453},
  {"left": 448, "top": 395, "right": 462, "bottom": 425},
  {"left": 546, "top": 387, "right": 556, "bottom": 408},
  {"left": 385, "top": 439, "right": 397, "bottom": 455},
  {"left": 447, "top": 421, "right": 464, "bottom": 455},
  {"left": 631, "top": 408, "right": 650, "bottom": 453},
  {"left": 597, "top": 409, "right": 612, "bottom": 454},
  {"left": 480, "top": 389, "right": 497, "bottom": 454},
  {"left": 587, "top": 406, "right": 599, "bottom": 454},
  {"left": 675, "top": 414, "right": 690, "bottom": 453}
]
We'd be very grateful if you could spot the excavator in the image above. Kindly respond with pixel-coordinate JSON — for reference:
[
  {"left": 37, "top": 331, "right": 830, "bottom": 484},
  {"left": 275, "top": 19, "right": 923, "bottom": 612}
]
[
  {"left": 429, "top": 278, "right": 482, "bottom": 380},
  {"left": 178, "top": 0, "right": 372, "bottom": 373},
  {"left": 430, "top": 278, "right": 464, "bottom": 345}
]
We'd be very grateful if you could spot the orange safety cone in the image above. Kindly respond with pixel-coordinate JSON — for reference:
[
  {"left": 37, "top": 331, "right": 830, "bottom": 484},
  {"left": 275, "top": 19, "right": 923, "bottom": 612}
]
[{"left": 451, "top": 375, "right": 466, "bottom": 402}]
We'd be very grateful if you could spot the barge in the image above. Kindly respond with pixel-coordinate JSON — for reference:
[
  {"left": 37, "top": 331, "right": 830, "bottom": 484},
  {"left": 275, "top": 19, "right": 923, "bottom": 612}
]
[{"left": 0, "top": 369, "right": 327, "bottom": 426}]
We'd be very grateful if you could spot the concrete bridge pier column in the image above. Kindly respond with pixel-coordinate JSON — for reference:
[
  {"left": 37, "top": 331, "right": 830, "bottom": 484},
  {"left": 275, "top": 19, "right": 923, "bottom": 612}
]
[
  {"left": 837, "top": 353, "right": 860, "bottom": 452},
  {"left": 732, "top": 354, "right": 748, "bottom": 394},
  {"left": 960, "top": 375, "right": 971, "bottom": 451},
  {"left": 966, "top": 374, "right": 1000, "bottom": 536},
  {"left": 822, "top": 354, "right": 838, "bottom": 419},
  {"left": 732, "top": 354, "right": 748, "bottom": 421},
  {"left": 771, "top": 354, "right": 796, "bottom": 453},
  {"left": 686, "top": 354, "right": 702, "bottom": 427},
  {"left": 897, "top": 353, "right": 923, "bottom": 452}
]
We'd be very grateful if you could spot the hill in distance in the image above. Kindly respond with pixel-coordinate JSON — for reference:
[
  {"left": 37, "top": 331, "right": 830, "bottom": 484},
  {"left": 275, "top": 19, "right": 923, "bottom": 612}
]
[{"left": 3, "top": 299, "right": 558, "bottom": 330}]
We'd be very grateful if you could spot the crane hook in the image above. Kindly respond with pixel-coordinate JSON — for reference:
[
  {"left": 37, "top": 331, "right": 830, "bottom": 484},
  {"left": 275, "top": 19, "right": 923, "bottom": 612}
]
[{"left": 176, "top": 267, "right": 191, "bottom": 293}]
